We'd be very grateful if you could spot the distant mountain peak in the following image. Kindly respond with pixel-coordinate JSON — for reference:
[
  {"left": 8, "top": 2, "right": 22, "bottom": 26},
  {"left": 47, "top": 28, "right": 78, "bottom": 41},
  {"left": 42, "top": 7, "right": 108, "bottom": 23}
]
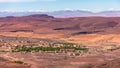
[
  {"left": 0, "top": 10, "right": 120, "bottom": 18},
  {"left": 27, "top": 14, "right": 54, "bottom": 18}
]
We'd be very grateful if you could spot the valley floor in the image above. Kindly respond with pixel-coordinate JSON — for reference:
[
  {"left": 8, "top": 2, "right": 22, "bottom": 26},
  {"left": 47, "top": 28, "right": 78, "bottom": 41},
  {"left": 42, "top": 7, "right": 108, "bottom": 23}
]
[{"left": 0, "top": 35, "right": 120, "bottom": 68}]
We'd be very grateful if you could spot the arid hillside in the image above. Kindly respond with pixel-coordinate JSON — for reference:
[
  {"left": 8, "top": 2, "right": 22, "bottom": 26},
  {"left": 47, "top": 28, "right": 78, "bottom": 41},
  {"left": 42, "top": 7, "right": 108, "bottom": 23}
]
[
  {"left": 0, "top": 15, "right": 120, "bottom": 45},
  {"left": 0, "top": 15, "right": 120, "bottom": 34},
  {"left": 1, "top": 15, "right": 120, "bottom": 34},
  {"left": 0, "top": 15, "right": 120, "bottom": 68}
]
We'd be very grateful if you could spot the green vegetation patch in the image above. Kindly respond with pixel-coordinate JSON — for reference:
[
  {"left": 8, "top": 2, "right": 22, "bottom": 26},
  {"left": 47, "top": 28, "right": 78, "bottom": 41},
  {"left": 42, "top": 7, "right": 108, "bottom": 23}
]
[
  {"left": 13, "top": 46, "right": 88, "bottom": 52},
  {"left": 61, "top": 45, "right": 88, "bottom": 50},
  {"left": 10, "top": 60, "right": 24, "bottom": 64},
  {"left": 13, "top": 46, "right": 60, "bottom": 52},
  {"left": 12, "top": 42, "right": 88, "bottom": 52}
]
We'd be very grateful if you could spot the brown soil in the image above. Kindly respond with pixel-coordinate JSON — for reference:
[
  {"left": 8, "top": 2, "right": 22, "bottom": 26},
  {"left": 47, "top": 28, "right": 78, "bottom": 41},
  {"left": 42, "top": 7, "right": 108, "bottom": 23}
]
[{"left": 0, "top": 15, "right": 120, "bottom": 68}]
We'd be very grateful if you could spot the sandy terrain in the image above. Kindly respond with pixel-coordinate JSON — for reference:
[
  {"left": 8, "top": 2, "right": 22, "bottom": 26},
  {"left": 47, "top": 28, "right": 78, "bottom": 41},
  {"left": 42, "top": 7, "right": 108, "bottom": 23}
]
[{"left": 0, "top": 15, "right": 120, "bottom": 68}]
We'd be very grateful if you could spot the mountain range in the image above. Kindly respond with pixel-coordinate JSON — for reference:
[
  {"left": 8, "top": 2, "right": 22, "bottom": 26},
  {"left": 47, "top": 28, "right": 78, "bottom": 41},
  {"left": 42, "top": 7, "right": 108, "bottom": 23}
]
[{"left": 0, "top": 10, "right": 120, "bottom": 18}]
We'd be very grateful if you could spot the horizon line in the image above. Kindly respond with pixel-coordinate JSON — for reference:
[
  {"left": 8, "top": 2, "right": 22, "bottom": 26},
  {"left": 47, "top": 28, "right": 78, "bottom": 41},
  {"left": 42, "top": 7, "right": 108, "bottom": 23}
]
[{"left": 0, "top": 9, "right": 120, "bottom": 13}]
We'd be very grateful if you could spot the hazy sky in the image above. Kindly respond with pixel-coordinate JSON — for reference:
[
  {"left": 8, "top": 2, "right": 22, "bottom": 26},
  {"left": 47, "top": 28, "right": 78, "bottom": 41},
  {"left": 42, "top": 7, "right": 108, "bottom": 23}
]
[{"left": 0, "top": 0, "right": 120, "bottom": 12}]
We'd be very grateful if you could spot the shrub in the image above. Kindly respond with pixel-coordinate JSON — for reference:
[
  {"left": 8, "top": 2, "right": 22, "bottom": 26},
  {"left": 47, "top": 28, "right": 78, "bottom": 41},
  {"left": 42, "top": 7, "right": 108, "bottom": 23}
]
[{"left": 11, "top": 60, "right": 24, "bottom": 64}]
